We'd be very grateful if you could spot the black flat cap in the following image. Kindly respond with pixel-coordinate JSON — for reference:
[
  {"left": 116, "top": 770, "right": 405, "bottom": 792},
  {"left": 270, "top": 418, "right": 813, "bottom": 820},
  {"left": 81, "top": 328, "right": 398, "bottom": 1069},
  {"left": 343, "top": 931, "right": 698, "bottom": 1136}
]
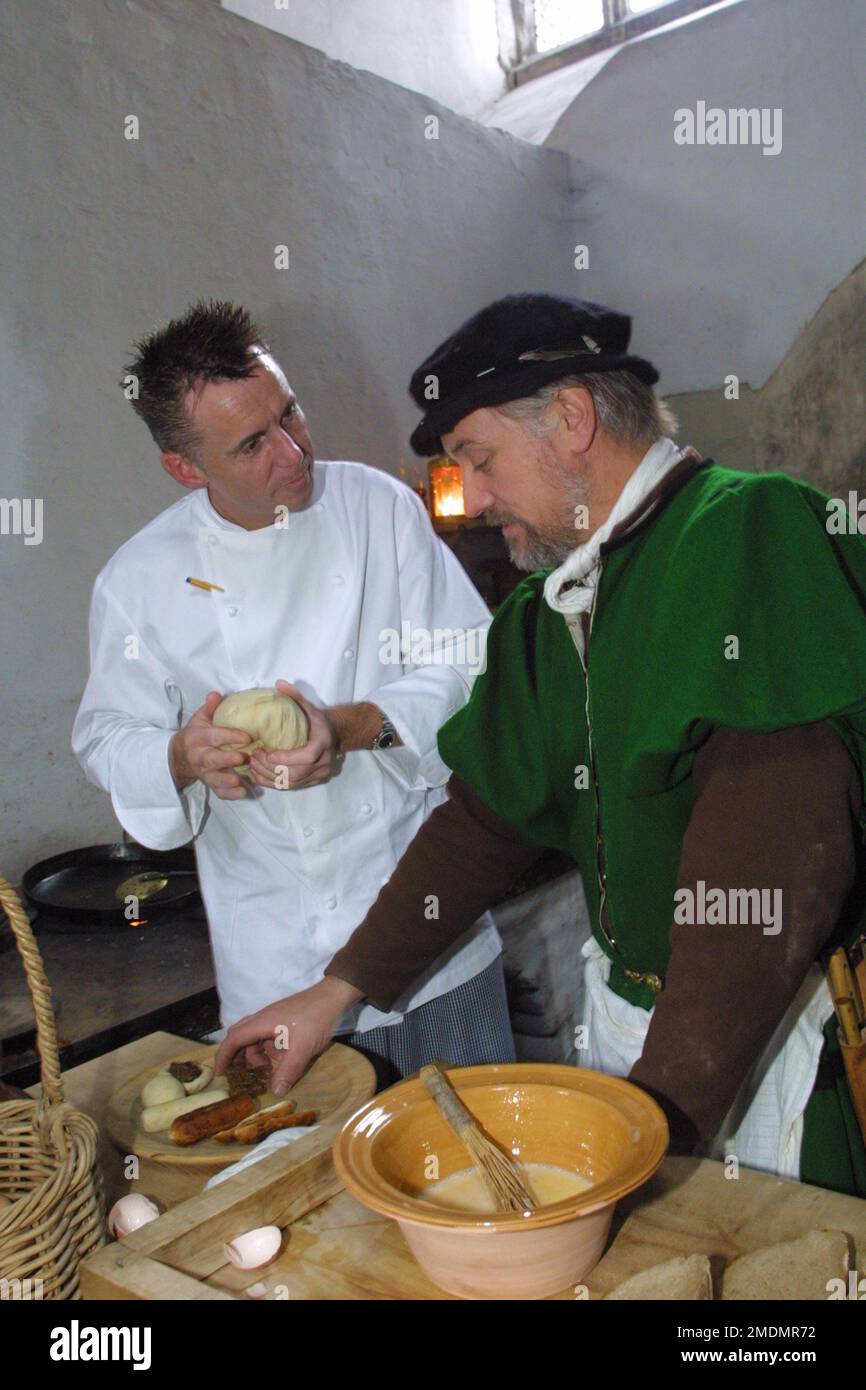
[{"left": 408, "top": 292, "right": 659, "bottom": 456}]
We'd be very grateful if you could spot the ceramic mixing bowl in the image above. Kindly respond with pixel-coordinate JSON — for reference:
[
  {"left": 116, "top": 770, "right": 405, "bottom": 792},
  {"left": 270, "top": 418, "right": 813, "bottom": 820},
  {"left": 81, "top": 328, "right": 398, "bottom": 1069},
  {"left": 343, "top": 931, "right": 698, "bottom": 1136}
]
[{"left": 333, "top": 1062, "right": 669, "bottom": 1299}]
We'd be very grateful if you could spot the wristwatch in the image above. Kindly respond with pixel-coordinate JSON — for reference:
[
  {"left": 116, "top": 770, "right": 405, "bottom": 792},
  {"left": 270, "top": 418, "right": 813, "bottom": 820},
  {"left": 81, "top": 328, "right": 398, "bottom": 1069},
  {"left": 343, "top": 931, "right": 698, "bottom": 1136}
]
[{"left": 372, "top": 717, "right": 398, "bottom": 750}]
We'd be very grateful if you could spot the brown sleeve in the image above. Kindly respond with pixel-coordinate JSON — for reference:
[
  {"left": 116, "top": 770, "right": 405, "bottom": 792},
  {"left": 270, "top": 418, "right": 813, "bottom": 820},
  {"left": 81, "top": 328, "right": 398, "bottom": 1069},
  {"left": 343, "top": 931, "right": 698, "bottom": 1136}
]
[
  {"left": 629, "top": 722, "right": 863, "bottom": 1151},
  {"left": 325, "top": 775, "right": 545, "bottom": 1010}
]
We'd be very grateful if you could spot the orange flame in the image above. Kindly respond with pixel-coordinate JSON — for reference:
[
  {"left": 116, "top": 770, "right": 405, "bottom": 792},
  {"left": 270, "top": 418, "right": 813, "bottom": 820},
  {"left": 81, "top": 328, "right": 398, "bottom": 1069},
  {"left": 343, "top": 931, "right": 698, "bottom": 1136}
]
[{"left": 429, "top": 462, "right": 465, "bottom": 519}]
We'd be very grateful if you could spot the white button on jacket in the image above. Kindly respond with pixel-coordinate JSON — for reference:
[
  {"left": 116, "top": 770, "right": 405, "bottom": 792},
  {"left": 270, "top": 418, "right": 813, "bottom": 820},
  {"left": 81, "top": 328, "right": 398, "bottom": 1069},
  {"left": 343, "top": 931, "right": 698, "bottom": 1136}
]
[{"left": 72, "top": 463, "right": 500, "bottom": 1029}]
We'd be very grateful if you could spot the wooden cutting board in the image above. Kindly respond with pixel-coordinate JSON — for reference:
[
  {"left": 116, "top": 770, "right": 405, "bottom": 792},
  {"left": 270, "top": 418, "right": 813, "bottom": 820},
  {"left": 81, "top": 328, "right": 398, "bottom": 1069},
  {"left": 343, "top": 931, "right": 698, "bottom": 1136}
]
[
  {"left": 204, "top": 1156, "right": 866, "bottom": 1300},
  {"left": 105, "top": 1041, "right": 375, "bottom": 1173},
  {"left": 583, "top": 1155, "right": 866, "bottom": 1299},
  {"left": 89, "top": 1150, "right": 866, "bottom": 1301},
  {"left": 84, "top": 1153, "right": 866, "bottom": 1301}
]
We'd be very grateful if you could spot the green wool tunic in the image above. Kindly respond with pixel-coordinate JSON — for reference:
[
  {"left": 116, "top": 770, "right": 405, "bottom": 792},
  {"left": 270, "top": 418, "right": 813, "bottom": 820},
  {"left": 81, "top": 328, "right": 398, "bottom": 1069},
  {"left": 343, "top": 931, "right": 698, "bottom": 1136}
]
[{"left": 437, "top": 462, "right": 866, "bottom": 1195}]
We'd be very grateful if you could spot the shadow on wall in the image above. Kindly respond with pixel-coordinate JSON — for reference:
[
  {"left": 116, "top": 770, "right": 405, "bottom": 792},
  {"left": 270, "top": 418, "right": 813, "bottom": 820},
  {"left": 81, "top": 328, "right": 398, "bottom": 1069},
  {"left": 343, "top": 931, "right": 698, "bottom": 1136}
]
[
  {"left": 268, "top": 293, "right": 403, "bottom": 472},
  {"left": 666, "top": 257, "right": 866, "bottom": 496},
  {"left": 266, "top": 291, "right": 426, "bottom": 488}
]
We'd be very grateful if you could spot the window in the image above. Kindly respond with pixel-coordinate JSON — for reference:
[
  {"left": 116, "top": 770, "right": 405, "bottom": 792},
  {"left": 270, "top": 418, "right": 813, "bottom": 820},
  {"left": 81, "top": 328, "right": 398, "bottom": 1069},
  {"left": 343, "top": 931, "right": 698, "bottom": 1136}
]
[
  {"left": 534, "top": 1, "right": 605, "bottom": 53},
  {"left": 504, "top": 0, "right": 727, "bottom": 84}
]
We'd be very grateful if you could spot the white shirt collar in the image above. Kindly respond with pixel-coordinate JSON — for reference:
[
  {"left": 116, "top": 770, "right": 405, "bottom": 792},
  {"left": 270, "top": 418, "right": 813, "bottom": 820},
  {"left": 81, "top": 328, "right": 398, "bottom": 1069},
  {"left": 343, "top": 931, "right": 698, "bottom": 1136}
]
[{"left": 543, "top": 437, "right": 686, "bottom": 622}]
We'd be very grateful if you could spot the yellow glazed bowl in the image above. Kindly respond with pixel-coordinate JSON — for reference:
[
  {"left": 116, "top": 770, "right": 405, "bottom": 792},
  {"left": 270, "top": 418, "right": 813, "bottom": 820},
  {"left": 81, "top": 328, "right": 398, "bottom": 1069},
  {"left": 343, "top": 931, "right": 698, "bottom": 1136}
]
[{"left": 332, "top": 1063, "right": 669, "bottom": 1300}]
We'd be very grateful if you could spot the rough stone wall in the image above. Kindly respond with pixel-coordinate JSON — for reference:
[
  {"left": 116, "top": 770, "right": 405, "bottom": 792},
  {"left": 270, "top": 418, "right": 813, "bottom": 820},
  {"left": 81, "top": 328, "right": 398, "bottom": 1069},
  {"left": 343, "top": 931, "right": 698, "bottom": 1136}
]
[
  {"left": 667, "top": 258, "right": 866, "bottom": 498},
  {"left": 752, "top": 258, "right": 866, "bottom": 498}
]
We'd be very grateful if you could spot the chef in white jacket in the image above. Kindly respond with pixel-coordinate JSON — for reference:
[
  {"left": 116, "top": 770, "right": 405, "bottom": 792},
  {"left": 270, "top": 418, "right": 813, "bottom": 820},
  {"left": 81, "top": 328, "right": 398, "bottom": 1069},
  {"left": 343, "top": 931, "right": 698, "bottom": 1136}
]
[{"left": 72, "top": 300, "right": 512, "bottom": 1082}]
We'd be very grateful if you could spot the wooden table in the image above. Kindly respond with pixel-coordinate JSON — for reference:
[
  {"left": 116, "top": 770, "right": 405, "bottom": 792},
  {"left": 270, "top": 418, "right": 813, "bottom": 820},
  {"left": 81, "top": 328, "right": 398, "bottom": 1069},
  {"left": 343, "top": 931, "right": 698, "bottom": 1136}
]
[
  {"left": 27, "top": 1030, "right": 216, "bottom": 1210},
  {"left": 82, "top": 1141, "right": 866, "bottom": 1301},
  {"left": 61, "top": 1032, "right": 866, "bottom": 1300}
]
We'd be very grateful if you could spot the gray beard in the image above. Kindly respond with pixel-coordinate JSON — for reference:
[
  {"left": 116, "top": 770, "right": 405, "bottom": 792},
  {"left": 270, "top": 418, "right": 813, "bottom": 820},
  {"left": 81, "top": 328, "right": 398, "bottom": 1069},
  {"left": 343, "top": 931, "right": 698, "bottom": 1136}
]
[
  {"left": 504, "top": 528, "right": 576, "bottom": 571},
  {"left": 485, "top": 446, "right": 591, "bottom": 571},
  {"left": 491, "top": 483, "right": 590, "bottom": 572}
]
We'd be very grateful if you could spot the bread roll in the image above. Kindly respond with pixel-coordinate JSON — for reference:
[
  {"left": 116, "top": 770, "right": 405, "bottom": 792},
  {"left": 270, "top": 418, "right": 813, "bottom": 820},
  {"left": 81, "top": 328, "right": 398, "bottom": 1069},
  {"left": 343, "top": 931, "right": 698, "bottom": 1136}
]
[
  {"left": 720, "top": 1229, "right": 850, "bottom": 1301},
  {"left": 213, "top": 688, "right": 308, "bottom": 775},
  {"left": 604, "top": 1254, "right": 713, "bottom": 1300},
  {"left": 140, "top": 1071, "right": 185, "bottom": 1107}
]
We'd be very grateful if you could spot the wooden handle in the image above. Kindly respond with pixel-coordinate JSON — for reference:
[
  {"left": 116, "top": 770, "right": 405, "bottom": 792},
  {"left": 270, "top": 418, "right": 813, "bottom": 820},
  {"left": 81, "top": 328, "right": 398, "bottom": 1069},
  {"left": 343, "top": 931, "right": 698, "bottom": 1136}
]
[
  {"left": 837, "top": 1033, "right": 866, "bottom": 1149},
  {"left": 420, "top": 1063, "right": 476, "bottom": 1138},
  {"left": 828, "top": 949, "right": 862, "bottom": 1046},
  {"left": 851, "top": 937, "right": 866, "bottom": 1025}
]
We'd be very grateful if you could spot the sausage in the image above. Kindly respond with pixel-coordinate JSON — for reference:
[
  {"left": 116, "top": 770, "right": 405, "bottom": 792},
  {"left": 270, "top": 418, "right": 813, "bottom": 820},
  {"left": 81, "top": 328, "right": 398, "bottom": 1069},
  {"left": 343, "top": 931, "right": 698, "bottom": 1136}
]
[
  {"left": 213, "top": 1126, "right": 240, "bottom": 1144},
  {"left": 169, "top": 1093, "right": 257, "bottom": 1146},
  {"left": 212, "top": 1099, "right": 296, "bottom": 1144},
  {"left": 233, "top": 1107, "right": 318, "bottom": 1145},
  {"left": 140, "top": 1088, "right": 231, "bottom": 1134}
]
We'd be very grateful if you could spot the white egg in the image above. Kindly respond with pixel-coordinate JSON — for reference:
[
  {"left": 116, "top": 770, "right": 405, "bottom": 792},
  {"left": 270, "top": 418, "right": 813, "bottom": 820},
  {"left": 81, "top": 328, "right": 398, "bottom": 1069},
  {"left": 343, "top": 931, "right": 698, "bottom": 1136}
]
[
  {"left": 244, "top": 1282, "right": 269, "bottom": 1299},
  {"left": 223, "top": 1225, "right": 282, "bottom": 1270},
  {"left": 107, "top": 1194, "right": 160, "bottom": 1239}
]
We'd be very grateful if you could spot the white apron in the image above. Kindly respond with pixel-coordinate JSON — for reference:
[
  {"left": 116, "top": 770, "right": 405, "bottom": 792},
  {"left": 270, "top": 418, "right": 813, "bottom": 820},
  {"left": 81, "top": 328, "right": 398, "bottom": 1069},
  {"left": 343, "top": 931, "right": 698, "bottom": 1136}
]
[{"left": 579, "top": 936, "right": 834, "bottom": 1180}]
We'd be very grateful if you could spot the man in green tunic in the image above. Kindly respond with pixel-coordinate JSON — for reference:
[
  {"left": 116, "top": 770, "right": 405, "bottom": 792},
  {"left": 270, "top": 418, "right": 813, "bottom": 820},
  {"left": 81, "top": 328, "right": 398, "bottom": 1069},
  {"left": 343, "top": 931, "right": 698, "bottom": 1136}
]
[{"left": 217, "top": 294, "right": 866, "bottom": 1197}]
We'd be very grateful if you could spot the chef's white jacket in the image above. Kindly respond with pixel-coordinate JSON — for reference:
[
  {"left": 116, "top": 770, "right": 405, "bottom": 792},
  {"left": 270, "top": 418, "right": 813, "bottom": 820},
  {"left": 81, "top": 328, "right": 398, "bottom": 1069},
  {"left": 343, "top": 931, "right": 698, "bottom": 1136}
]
[{"left": 72, "top": 462, "right": 501, "bottom": 1029}]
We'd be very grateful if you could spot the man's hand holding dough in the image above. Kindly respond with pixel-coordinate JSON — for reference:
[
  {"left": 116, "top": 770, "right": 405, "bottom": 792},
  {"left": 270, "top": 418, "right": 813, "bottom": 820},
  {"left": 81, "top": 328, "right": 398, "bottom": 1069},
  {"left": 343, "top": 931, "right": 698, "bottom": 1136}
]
[
  {"left": 169, "top": 691, "right": 250, "bottom": 800},
  {"left": 247, "top": 680, "right": 340, "bottom": 790},
  {"left": 247, "top": 679, "right": 395, "bottom": 791}
]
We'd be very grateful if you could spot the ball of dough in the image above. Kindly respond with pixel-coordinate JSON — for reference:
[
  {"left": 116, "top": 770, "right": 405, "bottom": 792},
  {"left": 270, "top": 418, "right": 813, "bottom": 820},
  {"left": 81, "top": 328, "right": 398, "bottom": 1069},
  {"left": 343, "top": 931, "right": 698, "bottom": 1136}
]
[
  {"left": 213, "top": 688, "right": 308, "bottom": 775},
  {"left": 141, "top": 1071, "right": 185, "bottom": 1107}
]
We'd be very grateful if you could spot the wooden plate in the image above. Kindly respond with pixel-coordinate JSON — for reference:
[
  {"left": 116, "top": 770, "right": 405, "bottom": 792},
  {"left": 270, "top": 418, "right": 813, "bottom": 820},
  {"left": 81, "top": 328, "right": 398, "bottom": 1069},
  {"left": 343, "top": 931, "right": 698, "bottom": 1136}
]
[{"left": 105, "top": 1041, "right": 375, "bottom": 1172}]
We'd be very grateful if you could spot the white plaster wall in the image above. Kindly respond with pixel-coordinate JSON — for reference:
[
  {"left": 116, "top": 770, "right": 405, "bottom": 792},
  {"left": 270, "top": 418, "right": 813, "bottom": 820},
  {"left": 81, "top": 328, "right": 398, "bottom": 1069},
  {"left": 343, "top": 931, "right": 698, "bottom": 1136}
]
[
  {"left": 0, "top": 0, "right": 573, "bottom": 881},
  {"left": 487, "top": 0, "right": 866, "bottom": 395},
  {"left": 222, "top": 0, "right": 506, "bottom": 117},
  {"left": 482, "top": 45, "right": 624, "bottom": 144}
]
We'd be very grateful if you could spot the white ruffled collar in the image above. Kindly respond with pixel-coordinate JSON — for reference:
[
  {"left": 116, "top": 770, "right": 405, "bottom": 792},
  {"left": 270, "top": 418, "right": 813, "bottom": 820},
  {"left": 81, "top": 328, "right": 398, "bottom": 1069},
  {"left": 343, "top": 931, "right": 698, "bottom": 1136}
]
[{"left": 543, "top": 437, "right": 687, "bottom": 624}]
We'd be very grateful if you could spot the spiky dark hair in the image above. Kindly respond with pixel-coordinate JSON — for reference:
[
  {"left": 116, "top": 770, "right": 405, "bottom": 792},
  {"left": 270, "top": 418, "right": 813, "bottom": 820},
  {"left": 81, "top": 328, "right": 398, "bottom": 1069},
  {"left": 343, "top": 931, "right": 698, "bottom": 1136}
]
[{"left": 123, "top": 300, "right": 269, "bottom": 457}]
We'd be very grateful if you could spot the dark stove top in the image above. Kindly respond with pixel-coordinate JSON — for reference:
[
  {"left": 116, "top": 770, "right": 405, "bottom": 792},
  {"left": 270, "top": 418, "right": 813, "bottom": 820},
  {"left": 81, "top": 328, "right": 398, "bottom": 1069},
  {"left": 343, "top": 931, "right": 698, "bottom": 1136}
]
[{"left": 0, "top": 901, "right": 217, "bottom": 1088}]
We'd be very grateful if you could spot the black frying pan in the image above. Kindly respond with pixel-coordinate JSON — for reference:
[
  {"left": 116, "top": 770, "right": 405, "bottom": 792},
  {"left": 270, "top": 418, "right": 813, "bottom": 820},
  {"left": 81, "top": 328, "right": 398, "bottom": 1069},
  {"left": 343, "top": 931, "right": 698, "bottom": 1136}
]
[{"left": 22, "top": 843, "right": 200, "bottom": 928}]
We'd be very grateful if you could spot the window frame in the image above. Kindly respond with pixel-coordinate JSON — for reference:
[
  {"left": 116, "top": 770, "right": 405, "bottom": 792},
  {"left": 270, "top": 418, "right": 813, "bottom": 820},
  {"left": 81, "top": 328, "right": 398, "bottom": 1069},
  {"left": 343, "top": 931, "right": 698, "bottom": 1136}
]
[{"left": 503, "top": 0, "right": 729, "bottom": 86}]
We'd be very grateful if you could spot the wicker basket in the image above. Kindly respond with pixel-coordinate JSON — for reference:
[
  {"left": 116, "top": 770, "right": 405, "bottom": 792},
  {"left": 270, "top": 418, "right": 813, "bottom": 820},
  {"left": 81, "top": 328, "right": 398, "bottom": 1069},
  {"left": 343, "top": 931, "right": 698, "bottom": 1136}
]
[{"left": 0, "top": 875, "right": 105, "bottom": 1299}]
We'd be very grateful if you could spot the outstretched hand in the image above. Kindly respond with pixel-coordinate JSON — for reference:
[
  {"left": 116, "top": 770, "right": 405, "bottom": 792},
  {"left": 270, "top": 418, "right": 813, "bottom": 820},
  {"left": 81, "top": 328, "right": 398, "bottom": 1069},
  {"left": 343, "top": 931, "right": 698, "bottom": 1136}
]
[{"left": 214, "top": 977, "right": 364, "bottom": 1094}]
